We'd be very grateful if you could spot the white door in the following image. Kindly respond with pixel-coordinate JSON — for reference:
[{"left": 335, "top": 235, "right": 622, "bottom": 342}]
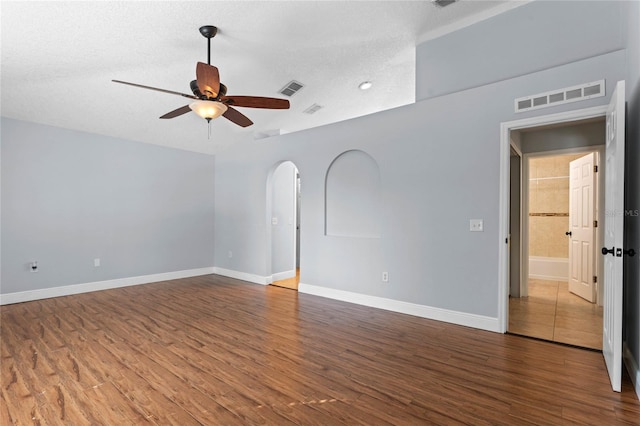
[
  {"left": 568, "top": 153, "right": 597, "bottom": 302},
  {"left": 602, "top": 80, "right": 625, "bottom": 392}
]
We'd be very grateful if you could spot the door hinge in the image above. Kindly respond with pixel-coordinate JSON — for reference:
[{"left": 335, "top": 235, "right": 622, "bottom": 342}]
[
  {"left": 593, "top": 275, "right": 597, "bottom": 284},
  {"left": 594, "top": 165, "right": 598, "bottom": 173},
  {"left": 594, "top": 220, "right": 598, "bottom": 228}
]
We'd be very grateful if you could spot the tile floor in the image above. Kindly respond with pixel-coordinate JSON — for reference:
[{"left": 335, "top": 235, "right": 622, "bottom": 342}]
[{"left": 509, "top": 278, "right": 603, "bottom": 350}]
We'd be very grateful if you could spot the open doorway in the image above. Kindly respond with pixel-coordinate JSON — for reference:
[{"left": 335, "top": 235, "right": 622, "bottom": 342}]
[
  {"left": 500, "top": 81, "right": 628, "bottom": 392},
  {"left": 269, "top": 161, "right": 300, "bottom": 290},
  {"left": 507, "top": 118, "right": 605, "bottom": 349}
]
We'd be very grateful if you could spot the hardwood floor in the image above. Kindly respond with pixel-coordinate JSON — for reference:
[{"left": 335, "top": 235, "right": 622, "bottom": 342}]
[
  {"left": 509, "top": 279, "right": 603, "bottom": 350},
  {"left": 2, "top": 274, "right": 638, "bottom": 425}
]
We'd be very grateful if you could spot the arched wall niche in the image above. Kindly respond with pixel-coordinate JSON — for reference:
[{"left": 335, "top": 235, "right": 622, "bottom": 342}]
[{"left": 325, "top": 150, "right": 381, "bottom": 238}]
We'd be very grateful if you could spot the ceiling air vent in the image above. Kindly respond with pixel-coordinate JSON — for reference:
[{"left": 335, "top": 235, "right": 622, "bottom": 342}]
[
  {"left": 303, "top": 104, "right": 323, "bottom": 115},
  {"left": 253, "top": 129, "right": 281, "bottom": 140},
  {"left": 279, "top": 80, "right": 304, "bottom": 97},
  {"left": 515, "top": 80, "right": 605, "bottom": 113},
  {"left": 433, "top": 0, "right": 456, "bottom": 7}
]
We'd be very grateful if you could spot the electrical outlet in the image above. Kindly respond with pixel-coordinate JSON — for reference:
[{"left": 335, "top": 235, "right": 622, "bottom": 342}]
[
  {"left": 30, "top": 261, "right": 38, "bottom": 272},
  {"left": 228, "top": 251, "right": 233, "bottom": 258},
  {"left": 94, "top": 258, "right": 101, "bottom": 267},
  {"left": 470, "top": 219, "right": 484, "bottom": 232},
  {"left": 382, "top": 271, "right": 389, "bottom": 282}
]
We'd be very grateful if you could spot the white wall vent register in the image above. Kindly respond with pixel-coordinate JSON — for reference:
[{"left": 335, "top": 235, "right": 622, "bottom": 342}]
[{"left": 514, "top": 80, "right": 605, "bottom": 113}]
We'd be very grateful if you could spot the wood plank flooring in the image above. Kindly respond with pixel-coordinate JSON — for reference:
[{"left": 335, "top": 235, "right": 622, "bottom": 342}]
[{"left": 2, "top": 274, "right": 638, "bottom": 425}]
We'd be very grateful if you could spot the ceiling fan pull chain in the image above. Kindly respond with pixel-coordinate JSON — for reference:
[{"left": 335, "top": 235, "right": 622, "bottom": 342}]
[{"left": 208, "top": 120, "right": 211, "bottom": 139}]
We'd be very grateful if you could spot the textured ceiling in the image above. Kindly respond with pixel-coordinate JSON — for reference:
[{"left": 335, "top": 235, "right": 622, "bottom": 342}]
[{"left": 1, "top": 1, "right": 519, "bottom": 155}]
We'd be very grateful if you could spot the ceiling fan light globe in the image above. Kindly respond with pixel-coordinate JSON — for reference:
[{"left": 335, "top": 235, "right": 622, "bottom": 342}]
[{"left": 189, "top": 100, "right": 228, "bottom": 121}]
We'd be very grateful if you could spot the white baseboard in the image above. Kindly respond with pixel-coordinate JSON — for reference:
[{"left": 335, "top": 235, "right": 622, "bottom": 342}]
[
  {"left": 0, "top": 267, "right": 215, "bottom": 305},
  {"left": 623, "top": 342, "right": 640, "bottom": 400},
  {"left": 212, "top": 267, "right": 269, "bottom": 285},
  {"left": 272, "top": 269, "right": 296, "bottom": 282},
  {"left": 298, "top": 283, "right": 500, "bottom": 333}
]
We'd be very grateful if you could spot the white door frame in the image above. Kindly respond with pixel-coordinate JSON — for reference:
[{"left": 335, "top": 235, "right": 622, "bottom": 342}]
[{"left": 498, "top": 105, "right": 608, "bottom": 333}]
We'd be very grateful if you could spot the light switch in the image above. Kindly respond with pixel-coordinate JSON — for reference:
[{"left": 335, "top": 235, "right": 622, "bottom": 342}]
[
  {"left": 272, "top": 217, "right": 278, "bottom": 225},
  {"left": 470, "top": 219, "right": 484, "bottom": 232}
]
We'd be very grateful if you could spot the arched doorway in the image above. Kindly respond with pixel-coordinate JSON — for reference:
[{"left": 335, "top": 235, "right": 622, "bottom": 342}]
[{"left": 268, "top": 161, "right": 300, "bottom": 290}]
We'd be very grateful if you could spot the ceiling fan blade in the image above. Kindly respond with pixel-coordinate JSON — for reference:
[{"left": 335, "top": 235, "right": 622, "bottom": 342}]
[
  {"left": 159, "top": 104, "right": 192, "bottom": 119},
  {"left": 223, "top": 106, "right": 253, "bottom": 127},
  {"left": 112, "top": 80, "right": 197, "bottom": 99},
  {"left": 222, "top": 95, "right": 290, "bottom": 109},
  {"left": 196, "top": 62, "right": 220, "bottom": 99}
]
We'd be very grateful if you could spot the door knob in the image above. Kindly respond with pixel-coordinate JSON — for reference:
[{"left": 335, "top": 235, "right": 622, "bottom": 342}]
[
  {"left": 601, "top": 247, "right": 615, "bottom": 256},
  {"left": 565, "top": 231, "right": 572, "bottom": 236},
  {"left": 623, "top": 248, "right": 636, "bottom": 257}
]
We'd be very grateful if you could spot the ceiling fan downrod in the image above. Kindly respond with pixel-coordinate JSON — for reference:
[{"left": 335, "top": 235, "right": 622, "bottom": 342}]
[{"left": 198, "top": 25, "right": 218, "bottom": 65}]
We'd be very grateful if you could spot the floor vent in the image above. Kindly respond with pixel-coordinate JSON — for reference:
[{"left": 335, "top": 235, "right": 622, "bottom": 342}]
[
  {"left": 515, "top": 80, "right": 605, "bottom": 113},
  {"left": 279, "top": 80, "right": 304, "bottom": 97},
  {"left": 303, "top": 103, "right": 323, "bottom": 114}
]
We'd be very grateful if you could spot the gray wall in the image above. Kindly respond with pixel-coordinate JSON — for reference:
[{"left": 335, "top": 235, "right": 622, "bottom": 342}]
[
  {"left": 520, "top": 120, "right": 606, "bottom": 154},
  {"left": 416, "top": 1, "right": 626, "bottom": 100},
  {"left": 214, "top": 48, "right": 626, "bottom": 318},
  {"left": 1, "top": 118, "right": 215, "bottom": 294},
  {"left": 624, "top": 0, "right": 640, "bottom": 388},
  {"left": 213, "top": 1, "right": 633, "bottom": 326},
  {"left": 325, "top": 150, "right": 381, "bottom": 238}
]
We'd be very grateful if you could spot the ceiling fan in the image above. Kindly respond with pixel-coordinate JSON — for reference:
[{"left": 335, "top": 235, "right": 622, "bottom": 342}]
[{"left": 112, "top": 25, "right": 290, "bottom": 128}]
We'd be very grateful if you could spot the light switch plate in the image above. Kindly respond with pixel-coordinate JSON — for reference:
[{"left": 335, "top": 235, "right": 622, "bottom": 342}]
[{"left": 470, "top": 219, "right": 484, "bottom": 232}]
